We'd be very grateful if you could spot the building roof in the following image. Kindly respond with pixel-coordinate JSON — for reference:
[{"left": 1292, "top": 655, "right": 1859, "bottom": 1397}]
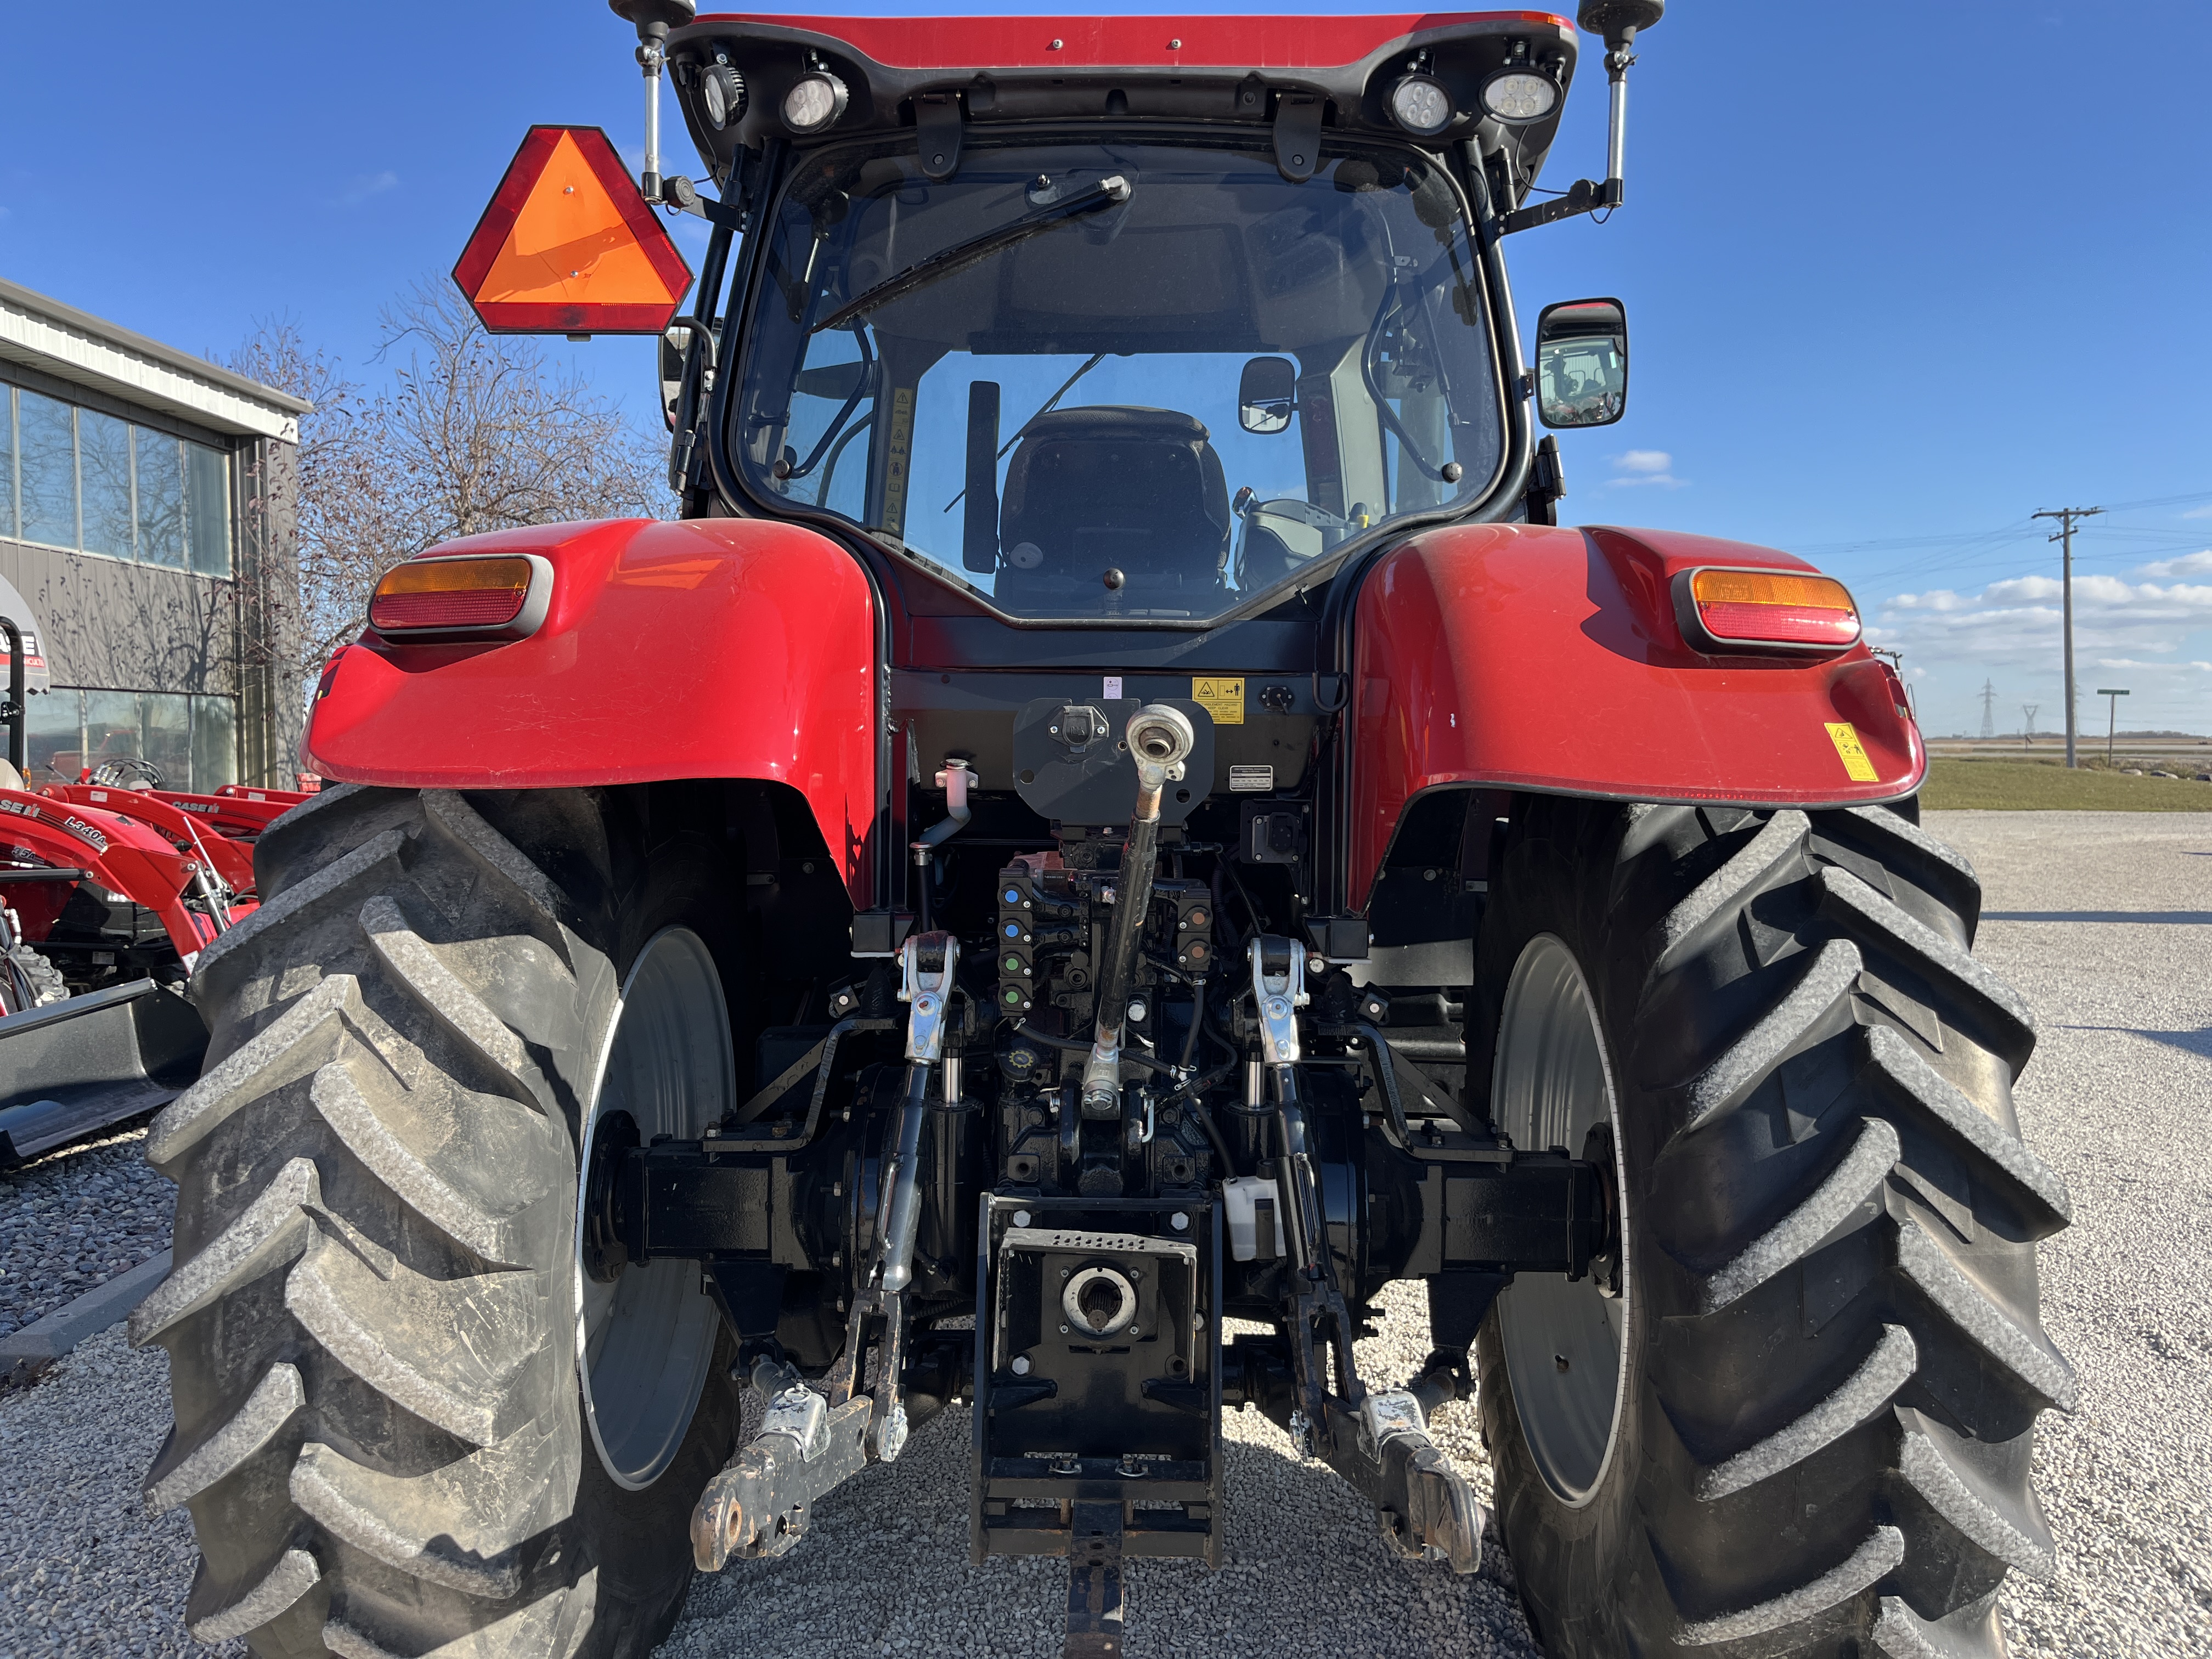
[{"left": 0, "top": 276, "right": 312, "bottom": 444}]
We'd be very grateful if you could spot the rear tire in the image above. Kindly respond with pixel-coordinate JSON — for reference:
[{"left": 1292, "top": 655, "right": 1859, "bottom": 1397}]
[
  {"left": 133, "top": 785, "right": 741, "bottom": 1657},
  {"left": 1471, "top": 797, "right": 2072, "bottom": 1658}
]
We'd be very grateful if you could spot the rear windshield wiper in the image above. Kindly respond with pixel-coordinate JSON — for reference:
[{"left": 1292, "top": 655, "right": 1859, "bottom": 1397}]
[{"left": 814, "top": 175, "right": 1131, "bottom": 334}]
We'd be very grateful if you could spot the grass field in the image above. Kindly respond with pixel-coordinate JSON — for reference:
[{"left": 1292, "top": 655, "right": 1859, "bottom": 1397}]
[{"left": 1919, "top": 758, "right": 2212, "bottom": 811}]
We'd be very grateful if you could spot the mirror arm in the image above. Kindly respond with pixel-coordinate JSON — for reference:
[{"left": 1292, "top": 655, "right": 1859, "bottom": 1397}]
[
  {"left": 1499, "top": 25, "right": 1641, "bottom": 236},
  {"left": 1498, "top": 173, "right": 1623, "bottom": 236},
  {"left": 661, "top": 174, "right": 749, "bottom": 233},
  {"left": 1525, "top": 434, "right": 1566, "bottom": 527}
]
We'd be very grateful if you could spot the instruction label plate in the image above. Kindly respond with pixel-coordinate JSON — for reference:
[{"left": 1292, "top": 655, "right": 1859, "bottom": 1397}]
[{"left": 1193, "top": 676, "right": 1244, "bottom": 726}]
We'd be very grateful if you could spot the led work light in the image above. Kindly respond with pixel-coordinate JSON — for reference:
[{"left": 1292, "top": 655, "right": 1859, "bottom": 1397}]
[
  {"left": 1479, "top": 70, "right": 1559, "bottom": 122},
  {"left": 1674, "top": 568, "right": 1862, "bottom": 653},
  {"left": 782, "top": 71, "right": 849, "bottom": 134},
  {"left": 701, "top": 64, "right": 746, "bottom": 129},
  {"left": 1387, "top": 73, "right": 1455, "bottom": 137},
  {"left": 369, "top": 555, "right": 554, "bottom": 640}
]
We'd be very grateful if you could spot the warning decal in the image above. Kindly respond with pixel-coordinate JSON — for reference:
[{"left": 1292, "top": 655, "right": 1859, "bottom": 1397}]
[
  {"left": 1192, "top": 676, "right": 1244, "bottom": 725},
  {"left": 882, "top": 387, "right": 916, "bottom": 535},
  {"left": 1825, "top": 721, "right": 1880, "bottom": 782}
]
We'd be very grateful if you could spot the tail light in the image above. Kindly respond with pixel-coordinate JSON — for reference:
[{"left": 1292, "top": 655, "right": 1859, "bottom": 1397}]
[
  {"left": 1673, "top": 567, "right": 1861, "bottom": 654},
  {"left": 368, "top": 554, "right": 553, "bottom": 641}
]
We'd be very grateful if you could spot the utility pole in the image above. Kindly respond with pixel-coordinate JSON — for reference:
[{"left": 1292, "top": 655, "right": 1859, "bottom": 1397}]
[
  {"left": 2098, "top": 687, "right": 2129, "bottom": 767},
  {"left": 2033, "top": 506, "right": 2103, "bottom": 768},
  {"left": 2022, "top": 704, "right": 2038, "bottom": 749},
  {"left": 1979, "top": 679, "right": 1997, "bottom": 741}
]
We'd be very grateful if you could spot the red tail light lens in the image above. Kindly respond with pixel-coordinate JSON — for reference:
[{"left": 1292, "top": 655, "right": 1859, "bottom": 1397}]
[
  {"left": 1676, "top": 568, "right": 1861, "bottom": 653},
  {"left": 368, "top": 555, "right": 551, "bottom": 639}
]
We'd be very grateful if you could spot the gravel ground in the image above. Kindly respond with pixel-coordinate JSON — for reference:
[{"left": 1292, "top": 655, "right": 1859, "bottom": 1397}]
[
  {"left": 663, "top": 1286, "right": 1537, "bottom": 1659},
  {"left": 0, "top": 1324, "right": 243, "bottom": 1659},
  {"left": 1927, "top": 812, "right": 2212, "bottom": 1658},
  {"left": 1, "top": 811, "right": 2202, "bottom": 1657},
  {"left": 0, "top": 1119, "right": 171, "bottom": 1339}
]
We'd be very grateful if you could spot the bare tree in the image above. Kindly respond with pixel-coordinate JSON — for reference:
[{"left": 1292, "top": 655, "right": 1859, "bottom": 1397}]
[
  {"left": 229, "top": 320, "right": 370, "bottom": 692},
  {"left": 233, "top": 280, "right": 666, "bottom": 685}
]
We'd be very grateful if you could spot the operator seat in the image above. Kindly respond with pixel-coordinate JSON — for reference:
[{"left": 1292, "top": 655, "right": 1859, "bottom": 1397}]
[{"left": 994, "top": 407, "right": 1231, "bottom": 611}]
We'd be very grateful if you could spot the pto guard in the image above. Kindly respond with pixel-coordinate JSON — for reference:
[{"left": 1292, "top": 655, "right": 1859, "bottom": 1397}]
[
  {"left": 1351, "top": 523, "right": 1922, "bottom": 909},
  {"left": 307, "top": 518, "right": 877, "bottom": 899}
]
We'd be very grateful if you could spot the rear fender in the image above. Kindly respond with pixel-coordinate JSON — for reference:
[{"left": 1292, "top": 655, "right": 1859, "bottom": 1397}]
[
  {"left": 1350, "top": 524, "right": 1922, "bottom": 910},
  {"left": 306, "top": 518, "right": 879, "bottom": 902}
]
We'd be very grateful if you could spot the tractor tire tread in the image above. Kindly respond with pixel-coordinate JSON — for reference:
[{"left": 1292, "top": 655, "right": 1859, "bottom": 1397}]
[
  {"left": 1477, "top": 798, "right": 2069, "bottom": 1659},
  {"left": 137, "top": 785, "right": 623, "bottom": 1657}
]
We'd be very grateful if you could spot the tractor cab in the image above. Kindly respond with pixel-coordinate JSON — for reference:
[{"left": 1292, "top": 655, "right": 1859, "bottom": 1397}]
[{"left": 642, "top": 10, "right": 1612, "bottom": 628}]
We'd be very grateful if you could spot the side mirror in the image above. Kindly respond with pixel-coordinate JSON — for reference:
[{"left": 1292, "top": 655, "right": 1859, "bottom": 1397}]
[
  {"left": 1535, "top": 298, "right": 1628, "bottom": 428},
  {"left": 1238, "top": 356, "right": 1297, "bottom": 435}
]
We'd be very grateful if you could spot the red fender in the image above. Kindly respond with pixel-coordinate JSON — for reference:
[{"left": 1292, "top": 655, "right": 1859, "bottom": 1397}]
[
  {"left": 44, "top": 785, "right": 259, "bottom": 895},
  {"left": 0, "top": 789, "right": 212, "bottom": 958},
  {"left": 1350, "top": 523, "right": 1923, "bottom": 910},
  {"left": 305, "top": 518, "right": 879, "bottom": 900}
]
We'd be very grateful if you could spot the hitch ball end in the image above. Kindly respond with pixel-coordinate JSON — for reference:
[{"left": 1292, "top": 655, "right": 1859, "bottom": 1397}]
[{"left": 1127, "top": 704, "right": 1196, "bottom": 777}]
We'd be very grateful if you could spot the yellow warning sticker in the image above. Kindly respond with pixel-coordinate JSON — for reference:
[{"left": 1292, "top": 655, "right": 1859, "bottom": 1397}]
[
  {"left": 881, "top": 386, "right": 916, "bottom": 536},
  {"left": 1193, "top": 676, "right": 1244, "bottom": 726},
  {"left": 1825, "top": 721, "right": 1880, "bottom": 782}
]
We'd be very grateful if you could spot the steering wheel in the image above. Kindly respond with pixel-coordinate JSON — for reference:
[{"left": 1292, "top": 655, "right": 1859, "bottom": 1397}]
[{"left": 89, "top": 757, "right": 165, "bottom": 789}]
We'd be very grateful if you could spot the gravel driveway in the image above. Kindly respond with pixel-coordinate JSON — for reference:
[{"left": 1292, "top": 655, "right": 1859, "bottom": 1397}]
[{"left": 2, "top": 810, "right": 2203, "bottom": 1658}]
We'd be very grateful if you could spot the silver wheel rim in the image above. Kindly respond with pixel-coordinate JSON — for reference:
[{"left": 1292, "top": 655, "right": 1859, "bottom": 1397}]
[
  {"left": 1491, "top": 932, "right": 1630, "bottom": 1506},
  {"left": 574, "top": 926, "right": 731, "bottom": 1490}
]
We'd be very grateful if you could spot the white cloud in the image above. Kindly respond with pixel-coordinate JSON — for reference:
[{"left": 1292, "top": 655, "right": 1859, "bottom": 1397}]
[
  {"left": 2180, "top": 504, "right": 2212, "bottom": 520},
  {"left": 1871, "top": 567, "right": 2212, "bottom": 672},
  {"left": 1606, "top": 449, "right": 1686, "bottom": 489},
  {"left": 2134, "top": 550, "right": 2212, "bottom": 578},
  {"left": 336, "top": 171, "right": 399, "bottom": 207}
]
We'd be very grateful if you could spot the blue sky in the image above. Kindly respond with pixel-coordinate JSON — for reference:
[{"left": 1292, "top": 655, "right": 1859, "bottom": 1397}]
[{"left": 5, "top": 1, "right": 2208, "bottom": 735}]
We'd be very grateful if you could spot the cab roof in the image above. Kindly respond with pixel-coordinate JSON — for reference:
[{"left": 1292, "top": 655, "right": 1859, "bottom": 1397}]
[
  {"left": 690, "top": 12, "right": 1575, "bottom": 70},
  {"left": 670, "top": 11, "right": 1580, "bottom": 200}
]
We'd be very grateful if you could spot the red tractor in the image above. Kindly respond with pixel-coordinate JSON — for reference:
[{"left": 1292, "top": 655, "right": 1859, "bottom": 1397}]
[{"left": 137, "top": 7, "right": 2073, "bottom": 1657}]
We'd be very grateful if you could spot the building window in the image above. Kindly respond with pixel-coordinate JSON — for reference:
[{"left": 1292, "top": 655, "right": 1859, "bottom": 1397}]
[
  {"left": 0, "top": 388, "right": 13, "bottom": 540},
  {"left": 20, "top": 689, "right": 240, "bottom": 792},
  {"left": 187, "top": 442, "right": 230, "bottom": 576},
  {"left": 18, "top": 389, "right": 78, "bottom": 551},
  {"left": 137, "top": 425, "right": 188, "bottom": 569},
  {"left": 79, "top": 408, "right": 135, "bottom": 561},
  {"left": 0, "top": 380, "right": 233, "bottom": 578}
]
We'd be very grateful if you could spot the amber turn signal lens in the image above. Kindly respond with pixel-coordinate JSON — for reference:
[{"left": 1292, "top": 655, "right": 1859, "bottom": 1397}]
[
  {"left": 370, "top": 557, "right": 537, "bottom": 633},
  {"left": 1685, "top": 568, "right": 1861, "bottom": 650}
]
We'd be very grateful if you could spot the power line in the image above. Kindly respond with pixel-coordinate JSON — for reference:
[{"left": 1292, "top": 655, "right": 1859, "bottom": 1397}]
[{"left": 2032, "top": 506, "right": 2103, "bottom": 769}]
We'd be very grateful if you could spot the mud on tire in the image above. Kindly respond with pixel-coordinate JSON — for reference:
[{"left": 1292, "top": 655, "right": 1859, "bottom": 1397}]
[
  {"left": 1471, "top": 797, "right": 2073, "bottom": 1659},
  {"left": 132, "top": 785, "right": 739, "bottom": 1657}
]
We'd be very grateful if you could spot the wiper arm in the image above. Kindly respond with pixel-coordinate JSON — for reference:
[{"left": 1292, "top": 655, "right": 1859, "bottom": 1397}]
[{"left": 814, "top": 175, "right": 1132, "bottom": 334}]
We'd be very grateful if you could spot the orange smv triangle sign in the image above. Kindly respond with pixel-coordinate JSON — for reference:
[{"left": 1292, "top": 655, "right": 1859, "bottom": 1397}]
[{"left": 454, "top": 126, "right": 692, "bottom": 335}]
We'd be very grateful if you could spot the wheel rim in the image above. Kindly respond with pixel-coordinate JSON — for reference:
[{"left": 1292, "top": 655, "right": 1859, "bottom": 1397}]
[
  {"left": 1491, "top": 933, "right": 1630, "bottom": 1506},
  {"left": 574, "top": 926, "right": 732, "bottom": 1491}
]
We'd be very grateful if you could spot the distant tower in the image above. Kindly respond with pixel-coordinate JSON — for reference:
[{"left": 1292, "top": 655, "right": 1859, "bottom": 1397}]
[{"left": 1979, "top": 679, "right": 1996, "bottom": 741}]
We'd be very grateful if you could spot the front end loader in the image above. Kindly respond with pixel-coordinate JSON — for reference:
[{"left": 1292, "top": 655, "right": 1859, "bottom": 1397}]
[{"left": 137, "top": 8, "right": 2072, "bottom": 1657}]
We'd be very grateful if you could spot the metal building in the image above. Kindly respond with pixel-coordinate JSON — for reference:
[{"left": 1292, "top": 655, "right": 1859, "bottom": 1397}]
[{"left": 0, "top": 277, "right": 306, "bottom": 790}]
